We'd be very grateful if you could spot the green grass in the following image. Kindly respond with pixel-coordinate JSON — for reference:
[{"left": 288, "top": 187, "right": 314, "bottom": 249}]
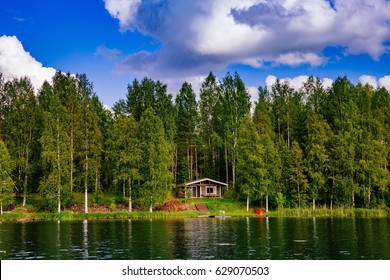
[
  {"left": 2, "top": 193, "right": 389, "bottom": 221},
  {"left": 267, "top": 207, "right": 390, "bottom": 218},
  {"left": 182, "top": 197, "right": 249, "bottom": 214},
  {"left": 0, "top": 211, "right": 201, "bottom": 221}
]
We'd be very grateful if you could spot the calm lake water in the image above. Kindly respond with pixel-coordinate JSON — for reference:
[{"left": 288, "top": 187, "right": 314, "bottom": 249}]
[{"left": 1, "top": 217, "right": 389, "bottom": 260}]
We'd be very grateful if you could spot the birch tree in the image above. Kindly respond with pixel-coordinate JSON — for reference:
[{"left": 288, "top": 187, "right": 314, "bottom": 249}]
[{"left": 0, "top": 137, "right": 15, "bottom": 214}]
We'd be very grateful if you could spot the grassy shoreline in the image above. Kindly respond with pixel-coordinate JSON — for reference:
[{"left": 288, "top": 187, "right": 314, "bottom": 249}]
[
  {"left": 0, "top": 207, "right": 388, "bottom": 222},
  {"left": 2, "top": 196, "right": 388, "bottom": 221}
]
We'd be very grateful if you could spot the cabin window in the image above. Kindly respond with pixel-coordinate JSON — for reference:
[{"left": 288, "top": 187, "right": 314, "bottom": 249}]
[{"left": 206, "top": 186, "right": 216, "bottom": 194}]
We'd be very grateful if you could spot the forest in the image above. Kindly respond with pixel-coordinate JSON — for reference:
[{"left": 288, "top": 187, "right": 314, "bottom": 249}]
[{"left": 0, "top": 71, "right": 389, "bottom": 213}]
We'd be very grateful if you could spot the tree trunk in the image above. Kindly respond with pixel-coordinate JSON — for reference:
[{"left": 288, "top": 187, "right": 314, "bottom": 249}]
[
  {"left": 23, "top": 141, "right": 30, "bottom": 207},
  {"left": 1, "top": 202, "right": 3, "bottom": 215},
  {"left": 187, "top": 147, "right": 191, "bottom": 181},
  {"left": 84, "top": 187, "right": 88, "bottom": 214},
  {"left": 330, "top": 196, "right": 333, "bottom": 210},
  {"left": 246, "top": 196, "right": 250, "bottom": 212},
  {"left": 95, "top": 166, "right": 99, "bottom": 195},
  {"left": 174, "top": 146, "right": 177, "bottom": 183},
  {"left": 195, "top": 146, "right": 198, "bottom": 179},
  {"left": 368, "top": 176, "right": 371, "bottom": 207},
  {"left": 225, "top": 145, "right": 229, "bottom": 186},
  {"left": 232, "top": 152, "right": 236, "bottom": 189},
  {"left": 57, "top": 117, "right": 61, "bottom": 214},
  {"left": 312, "top": 198, "right": 316, "bottom": 210},
  {"left": 266, "top": 192, "right": 269, "bottom": 213},
  {"left": 128, "top": 178, "right": 132, "bottom": 213},
  {"left": 84, "top": 124, "right": 89, "bottom": 214},
  {"left": 297, "top": 181, "right": 300, "bottom": 209},
  {"left": 330, "top": 175, "right": 334, "bottom": 210},
  {"left": 85, "top": 153, "right": 88, "bottom": 214},
  {"left": 70, "top": 127, "right": 74, "bottom": 194}
]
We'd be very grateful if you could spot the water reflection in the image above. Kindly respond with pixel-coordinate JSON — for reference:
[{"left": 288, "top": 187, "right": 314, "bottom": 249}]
[
  {"left": 1, "top": 218, "right": 389, "bottom": 260},
  {"left": 82, "top": 220, "right": 88, "bottom": 258}
]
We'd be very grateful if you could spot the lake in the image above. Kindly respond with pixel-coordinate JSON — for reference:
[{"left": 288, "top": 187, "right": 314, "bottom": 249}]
[{"left": 1, "top": 217, "right": 389, "bottom": 260}]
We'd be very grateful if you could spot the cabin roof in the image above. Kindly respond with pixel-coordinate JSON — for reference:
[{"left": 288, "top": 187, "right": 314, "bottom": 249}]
[{"left": 184, "top": 178, "right": 228, "bottom": 187}]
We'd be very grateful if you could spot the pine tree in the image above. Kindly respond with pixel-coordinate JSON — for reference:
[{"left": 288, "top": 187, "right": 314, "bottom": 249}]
[
  {"left": 126, "top": 78, "right": 156, "bottom": 121},
  {"left": 175, "top": 82, "right": 198, "bottom": 183},
  {"left": 199, "top": 72, "right": 220, "bottom": 179}
]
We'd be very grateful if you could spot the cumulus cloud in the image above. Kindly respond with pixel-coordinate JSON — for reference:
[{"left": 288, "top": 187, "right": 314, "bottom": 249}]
[
  {"left": 103, "top": 0, "right": 141, "bottom": 31},
  {"left": 379, "top": 76, "right": 390, "bottom": 91},
  {"left": 322, "top": 78, "right": 333, "bottom": 89},
  {"left": 359, "top": 75, "right": 378, "bottom": 88},
  {"left": 357, "top": 75, "right": 390, "bottom": 91},
  {"left": 0, "top": 35, "right": 56, "bottom": 91},
  {"left": 265, "top": 75, "right": 334, "bottom": 91},
  {"left": 265, "top": 75, "right": 278, "bottom": 90},
  {"left": 104, "top": 0, "right": 390, "bottom": 79},
  {"left": 264, "top": 74, "right": 390, "bottom": 93}
]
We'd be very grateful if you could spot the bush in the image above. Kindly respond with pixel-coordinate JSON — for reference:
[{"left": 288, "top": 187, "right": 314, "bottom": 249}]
[{"left": 275, "top": 192, "right": 286, "bottom": 209}]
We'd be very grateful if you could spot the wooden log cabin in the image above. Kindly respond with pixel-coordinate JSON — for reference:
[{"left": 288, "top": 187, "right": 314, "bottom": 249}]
[{"left": 179, "top": 178, "right": 228, "bottom": 198}]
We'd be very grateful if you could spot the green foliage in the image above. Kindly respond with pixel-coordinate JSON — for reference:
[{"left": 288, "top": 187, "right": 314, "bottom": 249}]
[
  {"left": 0, "top": 77, "right": 39, "bottom": 205},
  {"left": 39, "top": 78, "right": 72, "bottom": 212},
  {"left": 199, "top": 72, "right": 220, "bottom": 179},
  {"left": 219, "top": 72, "right": 251, "bottom": 189},
  {"left": 236, "top": 115, "right": 265, "bottom": 209},
  {"left": 274, "top": 192, "right": 286, "bottom": 209},
  {"left": 175, "top": 82, "right": 198, "bottom": 183},
  {"left": 1, "top": 71, "right": 390, "bottom": 213},
  {"left": 138, "top": 107, "right": 173, "bottom": 212},
  {"left": 0, "top": 138, "right": 15, "bottom": 212}
]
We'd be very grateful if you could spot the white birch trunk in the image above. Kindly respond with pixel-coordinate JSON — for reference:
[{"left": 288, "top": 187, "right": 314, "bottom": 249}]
[
  {"left": 128, "top": 178, "right": 132, "bottom": 213},
  {"left": 84, "top": 187, "right": 88, "bottom": 214}
]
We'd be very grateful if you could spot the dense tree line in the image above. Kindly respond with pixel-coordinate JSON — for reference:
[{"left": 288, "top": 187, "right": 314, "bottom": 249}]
[{"left": 0, "top": 71, "right": 389, "bottom": 213}]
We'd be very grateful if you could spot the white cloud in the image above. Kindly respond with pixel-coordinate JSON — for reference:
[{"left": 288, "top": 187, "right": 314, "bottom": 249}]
[
  {"left": 265, "top": 75, "right": 277, "bottom": 91},
  {"left": 357, "top": 75, "right": 390, "bottom": 91},
  {"left": 281, "top": 75, "right": 310, "bottom": 91},
  {"left": 0, "top": 35, "right": 56, "bottom": 91},
  {"left": 359, "top": 75, "right": 378, "bottom": 88},
  {"left": 265, "top": 75, "right": 334, "bottom": 91},
  {"left": 104, "top": 0, "right": 390, "bottom": 77},
  {"left": 379, "top": 75, "right": 390, "bottom": 91},
  {"left": 247, "top": 86, "right": 258, "bottom": 103},
  {"left": 275, "top": 52, "right": 326, "bottom": 67},
  {"left": 103, "top": 0, "right": 141, "bottom": 31},
  {"left": 322, "top": 78, "right": 333, "bottom": 89}
]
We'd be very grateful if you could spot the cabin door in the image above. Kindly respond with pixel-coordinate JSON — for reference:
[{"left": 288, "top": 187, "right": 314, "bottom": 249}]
[{"left": 192, "top": 186, "right": 200, "bottom": 197}]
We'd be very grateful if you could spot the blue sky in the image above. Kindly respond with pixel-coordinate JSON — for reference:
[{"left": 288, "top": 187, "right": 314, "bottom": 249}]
[{"left": 1, "top": 0, "right": 390, "bottom": 108}]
